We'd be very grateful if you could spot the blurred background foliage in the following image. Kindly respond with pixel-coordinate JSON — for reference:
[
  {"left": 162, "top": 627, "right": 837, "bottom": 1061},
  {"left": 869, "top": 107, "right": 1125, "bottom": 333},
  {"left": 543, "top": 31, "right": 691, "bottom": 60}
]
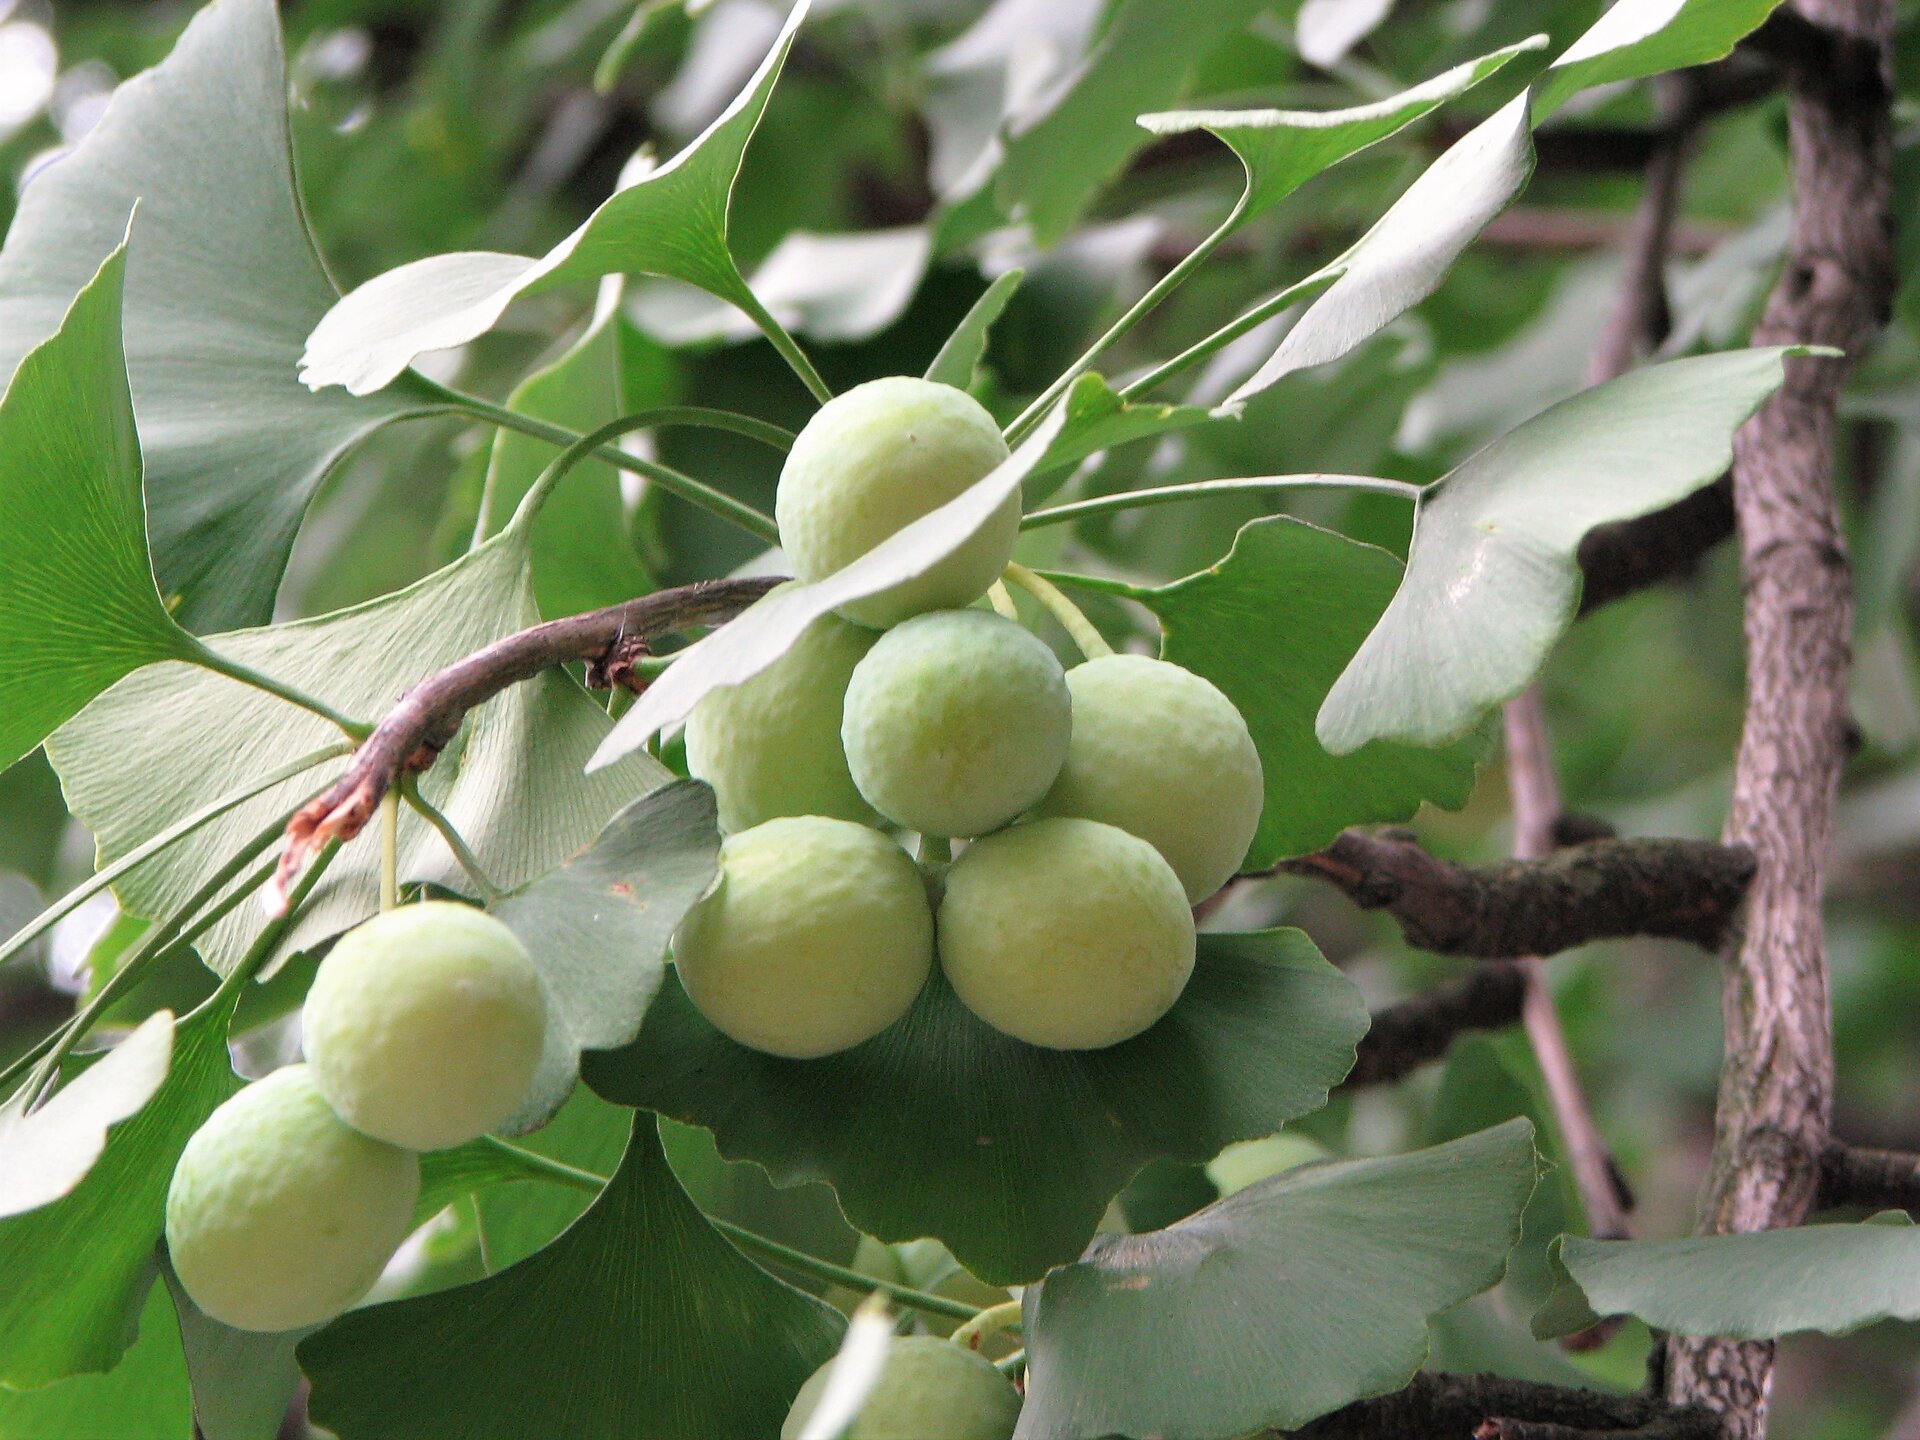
[{"left": 3, "top": 0, "right": 1919, "bottom": 1432}]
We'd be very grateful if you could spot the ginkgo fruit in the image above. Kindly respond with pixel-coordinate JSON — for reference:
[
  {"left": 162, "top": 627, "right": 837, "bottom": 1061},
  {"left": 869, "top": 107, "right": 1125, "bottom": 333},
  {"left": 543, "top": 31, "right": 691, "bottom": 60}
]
[
  {"left": 673, "top": 816, "right": 933, "bottom": 1058},
  {"left": 165, "top": 1064, "right": 419, "bottom": 1332},
  {"left": 775, "top": 376, "right": 1017, "bottom": 629},
  {"left": 1036, "top": 654, "right": 1263, "bottom": 902},
  {"left": 938, "top": 817, "right": 1195, "bottom": 1049},
  {"left": 782, "top": 1337, "right": 1022, "bottom": 1440},
  {"left": 303, "top": 901, "right": 547, "bottom": 1151},
  {"left": 685, "top": 595, "right": 879, "bottom": 832},
  {"left": 840, "top": 609, "right": 1070, "bottom": 839}
]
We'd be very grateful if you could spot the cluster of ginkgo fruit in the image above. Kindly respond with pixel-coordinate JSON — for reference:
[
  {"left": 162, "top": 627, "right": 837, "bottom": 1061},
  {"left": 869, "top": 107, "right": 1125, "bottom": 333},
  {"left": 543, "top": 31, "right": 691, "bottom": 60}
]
[{"left": 675, "top": 375, "right": 1265, "bottom": 1059}]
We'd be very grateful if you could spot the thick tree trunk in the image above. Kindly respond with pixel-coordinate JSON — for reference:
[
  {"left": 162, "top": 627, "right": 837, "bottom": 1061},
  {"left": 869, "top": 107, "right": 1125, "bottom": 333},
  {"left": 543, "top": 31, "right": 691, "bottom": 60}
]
[{"left": 1662, "top": 2, "right": 1895, "bottom": 1432}]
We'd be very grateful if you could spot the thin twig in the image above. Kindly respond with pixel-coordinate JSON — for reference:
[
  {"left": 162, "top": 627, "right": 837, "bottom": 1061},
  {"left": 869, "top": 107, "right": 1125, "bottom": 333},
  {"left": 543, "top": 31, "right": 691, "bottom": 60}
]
[
  {"left": 1340, "top": 965, "right": 1529, "bottom": 1090},
  {"left": 1818, "top": 1141, "right": 1920, "bottom": 1211}
]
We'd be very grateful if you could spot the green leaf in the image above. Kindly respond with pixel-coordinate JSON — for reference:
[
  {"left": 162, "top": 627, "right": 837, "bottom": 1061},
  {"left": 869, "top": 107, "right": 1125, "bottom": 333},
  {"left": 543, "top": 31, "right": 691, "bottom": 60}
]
[
  {"left": 300, "top": 0, "right": 809, "bottom": 396},
  {"left": 1016, "top": 1120, "right": 1538, "bottom": 1439},
  {"left": 0, "top": 992, "right": 241, "bottom": 1387},
  {"left": 1139, "top": 40, "right": 1542, "bottom": 224},
  {"left": 162, "top": 1262, "right": 307, "bottom": 1440},
  {"left": 590, "top": 398, "right": 1070, "bottom": 765},
  {"left": 1026, "top": 373, "right": 1214, "bottom": 504},
  {"left": 478, "top": 1085, "right": 633, "bottom": 1272},
  {"left": 586, "top": 930, "right": 1367, "bottom": 1285},
  {"left": 924, "top": 269, "right": 1023, "bottom": 390},
  {"left": 48, "top": 529, "right": 666, "bottom": 978},
  {"left": 1532, "top": 0, "right": 1785, "bottom": 120},
  {"left": 0, "top": 0, "right": 425, "bottom": 630},
  {"left": 1140, "top": 517, "right": 1482, "bottom": 861},
  {"left": 300, "top": 1113, "right": 845, "bottom": 1440},
  {"left": 1318, "top": 349, "right": 1800, "bottom": 753},
  {"left": 486, "top": 779, "right": 721, "bottom": 1133},
  {"left": 992, "top": 0, "right": 1269, "bottom": 246},
  {"left": 1225, "top": 94, "right": 1536, "bottom": 409},
  {"left": 1535, "top": 1214, "right": 1920, "bottom": 1342},
  {"left": 0, "top": 1010, "right": 173, "bottom": 1219},
  {"left": 0, "top": 1287, "right": 190, "bottom": 1440},
  {"left": 0, "top": 241, "right": 199, "bottom": 775}
]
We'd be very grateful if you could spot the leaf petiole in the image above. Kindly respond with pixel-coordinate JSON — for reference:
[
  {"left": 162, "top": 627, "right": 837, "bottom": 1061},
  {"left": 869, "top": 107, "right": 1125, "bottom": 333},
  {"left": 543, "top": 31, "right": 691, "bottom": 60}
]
[
  {"left": 186, "top": 640, "right": 372, "bottom": 740},
  {"left": 1020, "top": 474, "right": 1423, "bottom": 531},
  {"left": 401, "top": 777, "right": 505, "bottom": 904},
  {"left": 730, "top": 285, "right": 835, "bottom": 405}
]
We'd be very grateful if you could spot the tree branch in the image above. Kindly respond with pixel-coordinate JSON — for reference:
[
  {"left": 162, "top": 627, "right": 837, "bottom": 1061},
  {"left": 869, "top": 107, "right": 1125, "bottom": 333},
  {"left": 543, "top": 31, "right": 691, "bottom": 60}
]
[
  {"left": 1819, "top": 1141, "right": 1920, "bottom": 1212},
  {"left": 1281, "top": 833, "right": 1753, "bottom": 959},
  {"left": 1665, "top": 0, "right": 1896, "bottom": 1430},
  {"left": 1284, "top": 1371, "right": 1717, "bottom": 1439},
  {"left": 1341, "top": 965, "right": 1528, "bottom": 1090},
  {"left": 272, "top": 576, "right": 780, "bottom": 903},
  {"left": 1576, "top": 478, "right": 1734, "bottom": 616}
]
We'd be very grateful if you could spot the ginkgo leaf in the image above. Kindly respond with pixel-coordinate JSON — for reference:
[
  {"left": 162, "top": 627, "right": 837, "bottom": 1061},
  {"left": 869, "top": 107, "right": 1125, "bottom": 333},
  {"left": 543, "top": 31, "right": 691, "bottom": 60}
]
[
  {"left": 1532, "top": 0, "right": 1785, "bottom": 120},
  {"left": 300, "top": 1, "right": 810, "bottom": 397},
  {"left": 0, "top": 1288, "right": 190, "bottom": 1440},
  {"left": 1296, "top": 0, "right": 1396, "bottom": 67},
  {"left": 1025, "top": 373, "right": 1213, "bottom": 503},
  {"left": 1016, "top": 1120, "right": 1538, "bottom": 1439},
  {"left": 0, "top": 0, "right": 427, "bottom": 630},
  {"left": 1317, "top": 348, "right": 1803, "bottom": 753},
  {"left": 0, "top": 1010, "right": 173, "bottom": 1220},
  {"left": 0, "top": 240, "right": 199, "bottom": 775},
  {"left": 924, "top": 270, "right": 1023, "bottom": 390}
]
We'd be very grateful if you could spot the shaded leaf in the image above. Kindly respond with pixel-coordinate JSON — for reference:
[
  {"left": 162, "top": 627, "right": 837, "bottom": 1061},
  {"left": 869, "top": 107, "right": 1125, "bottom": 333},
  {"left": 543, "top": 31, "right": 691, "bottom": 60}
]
[
  {"left": 1534, "top": 1214, "right": 1920, "bottom": 1342},
  {"left": 1533, "top": 0, "right": 1784, "bottom": 120},
  {"left": 1016, "top": 1120, "right": 1538, "bottom": 1439},
  {"left": 0, "top": 241, "right": 199, "bottom": 775},
  {"left": 0, "top": 1288, "right": 189, "bottom": 1440},
  {"left": 0, "top": 0, "right": 425, "bottom": 629},
  {"left": 487, "top": 779, "right": 721, "bottom": 1133},
  {"left": 924, "top": 269, "right": 1023, "bottom": 390},
  {"left": 478, "top": 1085, "right": 633, "bottom": 1272},
  {"left": 300, "top": 1113, "right": 845, "bottom": 1440},
  {"left": 1318, "top": 349, "right": 1800, "bottom": 753},
  {"left": 1226, "top": 95, "right": 1536, "bottom": 408},
  {"left": 1141, "top": 517, "right": 1482, "bottom": 861},
  {"left": 49, "top": 526, "right": 666, "bottom": 978},
  {"left": 301, "top": 1, "right": 809, "bottom": 396},
  {"left": 162, "top": 1262, "right": 307, "bottom": 1440},
  {"left": 0, "top": 1010, "right": 173, "bottom": 1219},
  {"left": 1139, "top": 40, "right": 1541, "bottom": 225},
  {"left": 1027, "top": 373, "right": 1213, "bottom": 503},
  {"left": 586, "top": 930, "right": 1367, "bottom": 1285},
  {"left": 590, "top": 399, "right": 1069, "bottom": 763}
]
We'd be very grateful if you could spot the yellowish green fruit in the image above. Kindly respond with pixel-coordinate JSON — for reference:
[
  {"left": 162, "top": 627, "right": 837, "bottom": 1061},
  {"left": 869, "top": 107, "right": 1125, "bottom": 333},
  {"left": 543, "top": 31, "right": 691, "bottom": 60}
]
[
  {"left": 165, "top": 1065, "right": 419, "bottom": 1332},
  {"left": 1036, "top": 654, "right": 1264, "bottom": 902},
  {"left": 782, "top": 1337, "right": 1022, "bottom": 1440},
  {"left": 685, "top": 596, "right": 878, "bottom": 832},
  {"left": 841, "top": 610, "right": 1070, "bottom": 839},
  {"left": 673, "top": 817, "right": 933, "bottom": 1058},
  {"left": 938, "top": 817, "right": 1195, "bottom": 1049},
  {"left": 303, "top": 902, "right": 546, "bottom": 1151},
  {"left": 775, "top": 377, "right": 1016, "bottom": 628}
]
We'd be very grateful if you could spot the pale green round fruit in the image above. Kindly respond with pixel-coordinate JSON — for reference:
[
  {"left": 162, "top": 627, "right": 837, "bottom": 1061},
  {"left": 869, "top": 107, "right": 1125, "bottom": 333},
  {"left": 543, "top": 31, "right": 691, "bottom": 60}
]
[
  {"left": 782, "top": 1337, "right": 1021, "bottom": 1440},
  {"left": 673, "top": 817, "right": 933, "bottom": 1058},
  {"left": 1036, "top": 654, "right": 1264, "bottom": 902},
  {"left": 685, "top": 595, "right": 878, "bottom": 832},
  {"left": 304, "top": 901, "right": 546, "bottom": 1151},
  {"left": 841, "top": 610, "right": 1070, "bottom": 839},
  {"left": 938, "top": 817, "right": 1195, "bottom": 1049},
  {"left": 775, "top": 377, "right": 1016, "bottom": 629},
  {"left": 166, "top": 1064, "right": 419, "bottom": 1332}
]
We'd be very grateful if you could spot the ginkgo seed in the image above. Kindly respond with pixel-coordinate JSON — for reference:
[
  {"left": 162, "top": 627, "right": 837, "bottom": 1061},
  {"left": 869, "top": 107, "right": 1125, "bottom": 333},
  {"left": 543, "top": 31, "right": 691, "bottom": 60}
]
[{"left": 782, "top": 1337, "right": 1022, "bottom": 1440}]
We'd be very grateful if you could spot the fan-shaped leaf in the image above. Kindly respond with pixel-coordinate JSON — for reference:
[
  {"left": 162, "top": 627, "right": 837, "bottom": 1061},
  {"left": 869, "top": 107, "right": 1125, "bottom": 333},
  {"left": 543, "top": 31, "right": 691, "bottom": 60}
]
[
  {"left": 300, "top": 1113, "right": 845, "bottom": 1440},
  {"left": 1015, "top": 1120, "right": 1538, "bottom": 1439},
  {"left": 1318, "top": 348, "right": 1803, "bottom": 753},
  {"left": 1140, "top": 517, "right": 1483, "bottom": 862},
  {"left": 301, "top": 1, "right": 810, "bottom": 397},
  {"left": 1026, "top": 373, "right": 1213, "bottom": 503},
  {"left": 925, "top": 270, "right": 1023, "bottom": 390},
  {"left": 0, "top": 242, "right": 199, "bottom": 775},
  {"left": 586, "top": 930, "right": 1367, "bottom": 1285},
  {"left": 0, "top": 1288, "right": 189, "bottom": 1440},
  {"left": 162, "top": 1261, "right": 307, "bottom": 1440},
  {"left": 1533, "top": 0, "right": 1785, "bottom": 120},
  {"left": 0, "top": 0, "right": 427, "bottom": 629}
]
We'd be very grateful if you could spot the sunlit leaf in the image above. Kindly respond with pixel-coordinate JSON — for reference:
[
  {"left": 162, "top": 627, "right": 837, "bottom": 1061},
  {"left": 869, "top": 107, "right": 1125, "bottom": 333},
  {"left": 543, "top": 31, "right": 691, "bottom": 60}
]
[
  {"left": 925, "top": 269, "right": 1023, "bottom": 390},
  {"left": 1140, "top": 517, "right": 1483, "bottom": 861},
  {"left": 0, "top": 0, "right": 427, "bottom": 629},
  {"left": 1296, "top": 0, "right": 1396, "bottom": 67},
  {"left": 487, "top": 780, "right": 720, "bottom": 1133},
  {"left": 1534, "top": 1213, "right": 1920, "bottom": 1341},
  {"left": 48, "top": 529, "right": 666, "bottom": 978},
  {"left": 0, "top": 1010, "right": 172, "bottom": 1219},
  {"left": 1533, "top": 0, "right": 1785, "bottom": 120},
  {"left": 1026, "top": 373, "right": 1214, "bottom": 504},
  {"left": 301, "top": 1, "right": 810, "bottom": 396},
  {"left": 1016, "top": 1120, "right": 1537, "bottom": 1439},
  {"left": 587, "top": 930, "right": 1366, "bottom": 1284},
  {"left": 300, "top": 1114, "right": 845, "bottom": 1440},
  {"left": 0, "top": 242, "right": 199, "bottom": 776},
  {"left": 1318, "top": 349, "right": 1801, "bottom": 753},
  {"left": 0, "top": 1288, "right": 190, "bottom": 1440}
]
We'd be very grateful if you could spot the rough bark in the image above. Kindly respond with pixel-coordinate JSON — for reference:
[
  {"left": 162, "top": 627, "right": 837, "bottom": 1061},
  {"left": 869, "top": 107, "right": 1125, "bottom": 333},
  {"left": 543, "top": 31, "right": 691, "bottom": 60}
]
[
  {"left": 1342, "top": 965, "right": 1528, "bottom": 1090},
  {"left": 1664, "top": 2, "right": 1896, "bottom": 1431},
  {"left": 1818, "top": 1142, "right": 1920, "bottom": 1212},
  {"left": 1284, "top": 1371, "right": 1716, "bottom": 1440}
]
